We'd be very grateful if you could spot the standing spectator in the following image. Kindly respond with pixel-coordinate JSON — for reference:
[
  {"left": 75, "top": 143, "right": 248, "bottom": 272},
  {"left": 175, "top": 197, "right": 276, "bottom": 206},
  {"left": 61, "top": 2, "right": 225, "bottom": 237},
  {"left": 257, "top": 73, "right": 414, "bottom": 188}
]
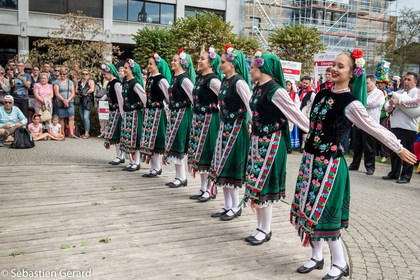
[
  {"left": 42, "top": 63, "right": 52, "bottom": 78},
  {"left": 97, "top": 73, "right": 109, "bottom": 138},
  {"left": 53, "top": 68, "right": 78, "bottom": 138},
  {"left": 118, "top": 66, "right": 125, "bottom": 80},
  {"left": 28, "top": 113, "right": 49, "bottom": 141},
  {"left": 320, "top": 67, "right": 333, "bottom": 91},
  {"left": 0, "top": 95, "right": 28, "bottom": 147},
  {"left": 383, "top": 72, "right": 420, "bottom": 184},
  {"left": 29, "top": 64, "right": 41, "bottom": 96},
  {"left": 11, "top": 61, "right": 31, "bottom": 118},
  {"left": 76, "top": 69, "right": 95, "bottom": 139},
  {"left": 299, "top": 75, "right": 316, "bottom": 151},
  {"left": 286, "top": 79, "right": 301, "bottom": 150},
  {"left": 0, "top": 66, "right": 11, "bottom": 104},
  {"left": 349, "top": 75, "right": 385, "bottom": 175},
  {"left": 50, "top": 65, "right": 61, "bottom": 84},
  {"left": 33, "top": 73, "right": 54, "bottom": 114}
]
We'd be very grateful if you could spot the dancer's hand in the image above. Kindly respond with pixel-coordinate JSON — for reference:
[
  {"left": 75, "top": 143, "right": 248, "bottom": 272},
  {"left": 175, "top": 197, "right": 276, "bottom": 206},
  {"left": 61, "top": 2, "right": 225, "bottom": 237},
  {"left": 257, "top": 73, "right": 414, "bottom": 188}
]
[{"left": 398, "top": 148, "right": 417, "bottom": 165}]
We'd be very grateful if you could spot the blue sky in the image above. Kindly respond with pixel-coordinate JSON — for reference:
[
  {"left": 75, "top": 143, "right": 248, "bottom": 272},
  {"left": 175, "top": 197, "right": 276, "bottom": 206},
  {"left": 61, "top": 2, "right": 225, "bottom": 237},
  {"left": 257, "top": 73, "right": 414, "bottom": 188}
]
[{"left": 395, "top": 0, "right": 420, "bottom": 13}]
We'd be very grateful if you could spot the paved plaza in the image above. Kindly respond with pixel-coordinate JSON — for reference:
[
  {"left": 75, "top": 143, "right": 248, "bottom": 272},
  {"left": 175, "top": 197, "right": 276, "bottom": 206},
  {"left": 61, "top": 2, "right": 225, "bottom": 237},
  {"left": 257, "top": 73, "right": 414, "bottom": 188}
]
[{"left": 0, "top": 139, "right": 419, "bottom": 280}]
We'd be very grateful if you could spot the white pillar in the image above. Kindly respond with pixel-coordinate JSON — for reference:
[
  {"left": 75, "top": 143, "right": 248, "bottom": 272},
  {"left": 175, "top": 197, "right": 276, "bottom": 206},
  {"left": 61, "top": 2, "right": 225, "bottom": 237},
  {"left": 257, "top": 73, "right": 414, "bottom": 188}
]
[
  {"left": 17, "top": 0, "right": 29, "bottom": 60},
  {"left": 176, "top": 0, "right": 185, "bottom": 19}
]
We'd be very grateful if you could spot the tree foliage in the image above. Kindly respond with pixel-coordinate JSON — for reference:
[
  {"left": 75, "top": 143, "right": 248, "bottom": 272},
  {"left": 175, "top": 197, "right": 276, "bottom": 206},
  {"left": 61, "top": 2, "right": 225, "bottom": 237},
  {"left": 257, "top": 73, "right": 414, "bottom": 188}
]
[
  {"left": 23, "top": 11, "right": 120, "bottom": 77},
  {"left": 132, "top": 27, "right": 177, "bottom": 69},
  {"left": 269, "top": 24, "right": 325, "bottom": 74},
  {"left": 171, "top": 12, "right": 237, "bottom": 63},
  {"left": 231, "top": 35, "right": 260, "bottom": 57},
  {"left": 385, "top": 8, "right": 420, "bottom": 75}
]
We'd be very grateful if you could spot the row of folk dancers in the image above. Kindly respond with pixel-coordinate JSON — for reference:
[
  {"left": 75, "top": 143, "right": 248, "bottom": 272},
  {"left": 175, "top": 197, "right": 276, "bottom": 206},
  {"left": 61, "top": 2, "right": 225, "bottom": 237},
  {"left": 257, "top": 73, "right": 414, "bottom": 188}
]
[{"left": 99, "top": 46, "right": 416, "bottom": 280}]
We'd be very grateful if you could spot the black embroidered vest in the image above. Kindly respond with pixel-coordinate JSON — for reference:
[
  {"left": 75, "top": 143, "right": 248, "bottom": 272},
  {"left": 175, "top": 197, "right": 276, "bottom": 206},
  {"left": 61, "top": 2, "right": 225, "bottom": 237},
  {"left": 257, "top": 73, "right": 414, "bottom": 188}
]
[
  {"left": 107, "top": 78, "right": 120, "bottom": 111},
  {"left": 250, "top": 80, "right": 288, "bottom": 136},
  {"left": 146, "top": 74, "right": 165, "bottom": 109},
  {"left": 192, "top": 72, "right": 219, "bottom": 114},
  {"left": 122, "top": 78, "right": 143, "bottom": 112},
  {"left": 300, "top": 90, "right": 314, "bottom": 110},
  {"left": 219, "top": 74, "right": 246, "bottom": 123},
  {"left": 305, "top": 89, "right": 357, "bottom": 158},
  {"left": 168, "top": 72, "right": 191, "bottom": 110}
]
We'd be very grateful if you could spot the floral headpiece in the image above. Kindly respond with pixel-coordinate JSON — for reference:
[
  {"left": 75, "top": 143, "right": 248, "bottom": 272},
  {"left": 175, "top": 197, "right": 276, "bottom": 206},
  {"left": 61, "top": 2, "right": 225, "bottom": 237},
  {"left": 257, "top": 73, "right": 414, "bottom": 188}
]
[
  {"left": 206, "top": 47, "right": 217, "bottom": 60},
  {"left": 152, "top": 52, "right": 161, "bottom": 63},
  {"left": 224, "top": 44, "right": 236, "bottom": 61},
  {"left": 253, "top": 49, "right": 264, "bottom": 68},
  {"left": 100, "top": 63, "right": 110, "bottom": 72},
  {"left": 177, "top": 49, "right": 187, "bottom": 65},
  {"left": 126, "top": 58, "right": 135, "bottom": 68},
  {"left": 350, "top": 49, "right": 365, "bottom": 77}
]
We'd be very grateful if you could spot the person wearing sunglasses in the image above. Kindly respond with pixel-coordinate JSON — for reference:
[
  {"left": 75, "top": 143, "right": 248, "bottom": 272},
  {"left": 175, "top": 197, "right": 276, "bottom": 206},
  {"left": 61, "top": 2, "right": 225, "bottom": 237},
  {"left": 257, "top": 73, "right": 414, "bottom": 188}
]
[
  {"left": 0, "top": 95, "right": 28, "bottom": 147},
  {"left": 11, "top": 61, "right": 31, "bottom": 119},
  {"left": 0, "top": 66, "right": 11, "bottom": 105}
]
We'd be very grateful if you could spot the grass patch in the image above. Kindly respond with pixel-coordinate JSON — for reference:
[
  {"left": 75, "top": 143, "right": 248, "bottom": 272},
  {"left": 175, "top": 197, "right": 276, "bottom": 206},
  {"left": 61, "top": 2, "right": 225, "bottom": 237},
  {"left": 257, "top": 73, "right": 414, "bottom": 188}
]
[
  {"left": 9, "top": 251, "right": 25, "bottom": 257},
  {"left": 99, "top": 238, "right": 111, "bottom": 243},
  {"left": 91, "top": 201, "right": 103, "bottom": 206}
]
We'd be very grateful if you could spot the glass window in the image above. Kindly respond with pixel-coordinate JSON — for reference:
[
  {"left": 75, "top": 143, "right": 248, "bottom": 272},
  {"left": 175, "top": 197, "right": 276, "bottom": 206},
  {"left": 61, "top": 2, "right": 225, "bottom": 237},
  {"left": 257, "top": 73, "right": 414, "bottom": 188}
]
[
  {"left": 161, "top": 4, "right": 175, "bottom": 25},
  {"left": 113, "top": 0, "right": 128, "bottom": 20},
  {"left": 250, "top": 17, "right": 261, "bottom": 29},
  {"left": 185, "top": 6, "right": 225, "bottom": 20},
  {"left": 129, "top": 0, "right": 143, "bottom": 22},
  {"left": 185, "top": 10, "right": 196, "bottom": 17},
  {"left": 144, "top": 2, "right": 159, "bottom": 23},
  {"left": 0, "top": 0, "right": 18, "bottom": 9},
  {"left": 68, "top": 0, "right": 103, "bottom": 18},
  {"left": 29, "top": 0, "right": 66, "bottom": 14}
]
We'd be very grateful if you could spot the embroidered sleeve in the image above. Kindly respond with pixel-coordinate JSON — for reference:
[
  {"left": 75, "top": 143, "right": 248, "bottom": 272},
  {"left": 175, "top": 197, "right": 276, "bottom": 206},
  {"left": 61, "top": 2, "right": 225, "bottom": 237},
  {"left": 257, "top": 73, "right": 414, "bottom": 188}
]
[
  {"left": 345, "top": 101, "right": 403, "bottom": 153},
  {"left": 159, "top": 78, "right": 170, "bottom": 103},
  {"left": 181, "top": 78, "right": 194, "bottom": 102},
  {"left": 271, "top": 88, "right": 309, "bottom": 133},
  {"left": 236, "top": 80, "right": 252, "bottom": 117},
  {"left": 133, "top": 83, "right": 147, "bottom": 106},
  {"left": 367, "top": 89, "right": 385, "bottom": 109},
  {"left": 398, "top": 89, "right": 420, "bottom": 108},
  {"left": 209, "top": 78, "right": 221, "bottom": 96},
  {"left": 114, "top": 83, "right": 124, "bottom": 113}
]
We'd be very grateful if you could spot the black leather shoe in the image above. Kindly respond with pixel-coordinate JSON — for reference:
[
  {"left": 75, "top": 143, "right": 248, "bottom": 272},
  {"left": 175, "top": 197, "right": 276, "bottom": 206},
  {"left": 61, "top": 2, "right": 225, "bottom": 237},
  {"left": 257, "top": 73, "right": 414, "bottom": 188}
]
[
  {"left": 322, "top": 263, "right": 349, "bottom": 280},
  {"left": 168, "top": 178, "right": 188, "bottom": 188},
  {"left": 366, "top": 170, "right": 374, "bottom": 175},
  {"left": 126, "top": 164, "right": 140, "bottom": 172},
  {"left": 142, "top": 169, "right": 162, "bottom": 178},
  {"left": 196, "top": 191, "right": 213, "bottom": 202},
  {"left": 109, "top": 157, "right": 125, "bottom": 165},
  {"left": 348, "top": 165, "right": 358, "bottom": 171},
  {"left": 122, "top": 164, "right": 133, "bottom": 171},
  {"left": 397, "top": 178, "right": 410, "bottom": 184},
  {"left": 210, "top": 208, "right": 228, "bottom": 218},
  {"left": 382, "top": 175, "right": 398, "bottom": 180},
  {"left": 248, "top": 229, "right": 272, "bottom": 245},
  {"left": 297, "top": 258, "right": 325, "bottom": 273},
  {"left": 189, "top": 190, "right": 205, "bottom": 200},
  {"left": 220, "top": 208, "right": 242, "bottom": 221}
]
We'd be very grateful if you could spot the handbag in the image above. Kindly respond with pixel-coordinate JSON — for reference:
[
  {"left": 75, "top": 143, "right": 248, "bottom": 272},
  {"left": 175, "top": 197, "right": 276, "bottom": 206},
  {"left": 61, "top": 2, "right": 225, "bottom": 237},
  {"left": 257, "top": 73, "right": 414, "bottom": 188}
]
[
  {"left": 82, "top": 95, "right": 93, "bottom": 110},
  {"left": 39, "top": 108, "right": 52, "bottom": 122},
  {"left": 74, "top": 95, "right": 80, "bottom": 105}
]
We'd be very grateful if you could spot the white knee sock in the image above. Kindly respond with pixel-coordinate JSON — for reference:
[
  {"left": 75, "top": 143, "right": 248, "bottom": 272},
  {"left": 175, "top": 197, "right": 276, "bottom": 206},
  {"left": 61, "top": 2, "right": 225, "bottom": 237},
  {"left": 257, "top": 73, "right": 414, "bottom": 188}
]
[
  {"left": 250, "top": 209, "right": 262, "bottom": 237},
  {"left": 223, "top": 187, "right": 232, "bottom": 211},
  {"left": 175, "top": 161, "right": 186, "bottom": 181},
  {"left": 254, "top": 205, "right": 272, "bottom": 241},
  {"left": 230, "top": 189, "right": 240, "bottom": 212},
  {"left": 115, "top": 145, "right": 120, "bottom": 158},
  {"left": 304, "top": 239, "right": 324, "bottom": 268},
  {"left": 200, "top": 173, "right": 208, "bottom": 192},
  {"left": 327, "top": 239, "right": 347, "bottom": 276},
  {"left": 134, "top": 151, "right": 140, "bottom": 165},
  {"left": 151, "top": 154, "right": 160, "bottom": 171}
]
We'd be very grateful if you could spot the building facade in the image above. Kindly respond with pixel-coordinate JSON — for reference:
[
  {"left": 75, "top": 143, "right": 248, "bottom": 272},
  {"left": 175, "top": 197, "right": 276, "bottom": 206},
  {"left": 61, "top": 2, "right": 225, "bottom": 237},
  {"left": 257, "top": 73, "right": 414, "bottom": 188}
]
[
  {"left": 0, "top": 0, "right": 243, "bottom": 65},
  {"left": 243, "top": 0, "right": 397, "bottom": 65}
]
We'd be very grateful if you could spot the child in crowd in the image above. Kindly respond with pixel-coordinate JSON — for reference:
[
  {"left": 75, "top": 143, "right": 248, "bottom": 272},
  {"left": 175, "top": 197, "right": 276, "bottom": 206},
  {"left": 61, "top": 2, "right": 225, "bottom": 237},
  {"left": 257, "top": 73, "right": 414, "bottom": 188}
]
[
  {"left": 28, "top": 114, "right": 49, "bottom": 141},
  {"left": 48, "top": 115, "right": 65, "bottom": 140}
]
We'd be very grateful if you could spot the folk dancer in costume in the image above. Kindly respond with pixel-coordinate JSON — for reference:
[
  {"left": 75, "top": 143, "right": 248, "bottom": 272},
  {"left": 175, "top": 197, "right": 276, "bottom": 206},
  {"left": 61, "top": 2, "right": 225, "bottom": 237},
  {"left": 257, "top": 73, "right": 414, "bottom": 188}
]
[
  {"left": 208, "top": 44, "right": 251, "bottom": 221},
  {"left": 242, "top": 51, "right": 309, "bottom": 245},
  {"left": 286, "top": 79, "right": 301, "bottom": 151},
  {"left": 163, "top": 49, "right": 196, "bottom": 188},
  {"left": 188, "top": 47, "right": 222, "bottom": 202},
  {"left": 120, "top": 58, "right": 147, "bottom": 172},
  {"left": 101, "top": 63, "right": 125, "bottom": 165},
  {"left": 140, "top": 53, "right": 171, "bottom": 177},
  {"left": 291, "top": 49, "right": 416, "bottom": 280}
]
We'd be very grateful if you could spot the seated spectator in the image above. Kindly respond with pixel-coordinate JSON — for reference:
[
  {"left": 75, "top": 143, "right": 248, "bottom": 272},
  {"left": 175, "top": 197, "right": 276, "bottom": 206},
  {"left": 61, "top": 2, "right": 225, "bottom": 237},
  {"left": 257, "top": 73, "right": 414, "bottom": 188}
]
[
  {"left": 33, "top": 72, "right": 54, "bottom": 114},
  {"left": 48, "top": 115, "right": 65, "bottom": 141},
  {"left": 0, "top": 95, "right": 28, "bottom": 147},
  {"left": 0, "top": 66, "right": 11, "bottom": 104},
  {"left": 28, "top": 113, "right": 49, "bottom": 141}
]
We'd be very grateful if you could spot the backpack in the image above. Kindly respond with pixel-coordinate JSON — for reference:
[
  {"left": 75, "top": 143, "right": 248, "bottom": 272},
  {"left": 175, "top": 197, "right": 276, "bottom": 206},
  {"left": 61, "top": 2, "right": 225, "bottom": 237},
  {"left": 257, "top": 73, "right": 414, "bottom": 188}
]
[{"left": 10, "top": 128, "right": 35, "bottom": 149}]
